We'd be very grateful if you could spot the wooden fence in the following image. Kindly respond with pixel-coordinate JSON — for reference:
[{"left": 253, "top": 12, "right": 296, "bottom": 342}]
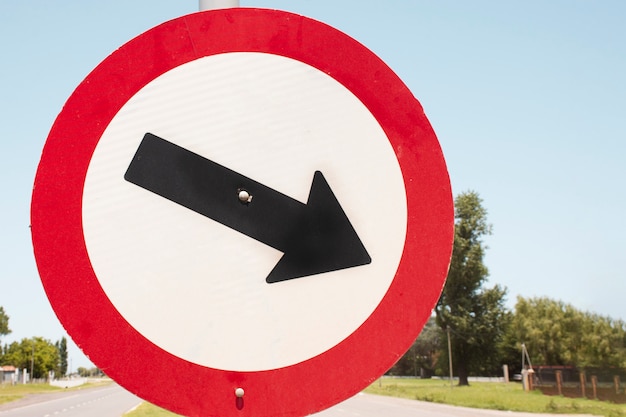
[{"left": 532, "top": 366, "right": 625, "bottom": 404}]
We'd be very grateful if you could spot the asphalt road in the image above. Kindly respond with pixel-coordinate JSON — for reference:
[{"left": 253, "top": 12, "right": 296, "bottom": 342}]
[
  {"left": 0, "top": 384, "right": 141, "bottom": 417},
  {"left": 313, "top": 393, "right": 601, "bottom": 417},
  {"left": 0, "top": 384, "right": 601, "bottom": 417}
]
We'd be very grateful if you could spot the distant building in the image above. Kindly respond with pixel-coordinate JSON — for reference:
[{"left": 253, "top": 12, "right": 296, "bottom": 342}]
[{"left": 0, "top": 366, "right": 17, "bottom": 384}]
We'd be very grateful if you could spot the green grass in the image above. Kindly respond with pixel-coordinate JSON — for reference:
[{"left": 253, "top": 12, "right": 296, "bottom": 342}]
[
  {"left": 124, "top": 402, "right": 182, "bottom": 417},
  {"left": 365, "top": 377, "right": 626, "bottom": 417},
  {"left": 0, "top": 383, "right": 64, "bottom": 405},
  {"left": 0, "top": 380, "right": 112, "bottom": 405},
  {"left": 122, "top": 377, "right": 626, "bottom": 417}
]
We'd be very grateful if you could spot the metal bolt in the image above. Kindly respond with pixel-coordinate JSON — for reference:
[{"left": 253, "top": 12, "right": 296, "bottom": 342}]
[{"left": 238, "top": 189, "right": 252, "bottom": 204}]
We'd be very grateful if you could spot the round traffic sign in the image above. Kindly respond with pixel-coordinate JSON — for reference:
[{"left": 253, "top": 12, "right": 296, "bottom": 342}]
[{"left": 31, "top": 8, "right": 453, "bottom": 417}]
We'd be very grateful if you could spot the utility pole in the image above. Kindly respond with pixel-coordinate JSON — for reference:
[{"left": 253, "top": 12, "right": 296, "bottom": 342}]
[
  {"left": 30, "top": 341, "right": 34, "bottom": 383},
  {"left": 447, "top": 326, "right": 453, "bottom": 388},
  {"left": 521, "top": 343, "right": 534, "bottom": 391}
]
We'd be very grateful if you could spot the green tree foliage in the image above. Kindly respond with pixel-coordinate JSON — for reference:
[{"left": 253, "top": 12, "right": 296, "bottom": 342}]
[
  {"left": 388, "top": 317, "right": 442, "bottom": 377},
  {"left": 3, "top": 337, "right": 60, "bottom": 379},
  {"left": 435, "top": 191, "right": 509, "bottom": 385},
  {"left": 0, "top": 306, "right": 11, "bottom": 338},
  {"left": 387, "top": 192, "right": 625, "bottom": 379},
  {"left": 505, "top": 296, "right": 626, "bottom": 368},
  {"left": 582, "top": 313, "right": 626, "bottom": 368},
  {"left": 77, "top": 366, "right": 103, "bottom": 377},
  {"left": 55, "top": 337, "right": 68, "bottom": 377},
  {"left": 413, "top": 318, "right": 442, "bottom": 377}
]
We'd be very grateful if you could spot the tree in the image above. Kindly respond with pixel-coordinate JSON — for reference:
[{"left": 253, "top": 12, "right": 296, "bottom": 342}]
[
  {"left": 580, "top": 313, "right": 626, "bottom": 368},
  {"left": 77, "top": 366, "right": 103, "bottom": 377},
  {"left": 0, "top": 306, "right": 11, "bottom": 339},
  {"left": 56, "top": 337, "right": 68, "bottom": 377},
  {"left": 435, "top": 191, "right": 509, "bottom": 385},
  {"left": 388, "top": 317, "right": 442, "bottom": 377},
  {"left": 503, "top": 296, "right": 570, "bottom": 367},
  {"left": 3, "top": 337, "right": 60, "bottom": 379},
  {"left": 504, "top": 296, "right": 626, "bottom": 369},
  {"left": 412, "top": 317, "right": 442, "bottom": 377}
]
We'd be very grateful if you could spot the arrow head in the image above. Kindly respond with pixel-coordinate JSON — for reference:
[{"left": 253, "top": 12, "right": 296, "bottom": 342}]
[{"left": 266, "top": 171, "right": 371, "bottom": 283}]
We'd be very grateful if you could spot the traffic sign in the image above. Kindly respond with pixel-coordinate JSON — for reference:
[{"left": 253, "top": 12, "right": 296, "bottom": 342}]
[{"left": 31, "top": 8, "right": 453, "bottom": 417}]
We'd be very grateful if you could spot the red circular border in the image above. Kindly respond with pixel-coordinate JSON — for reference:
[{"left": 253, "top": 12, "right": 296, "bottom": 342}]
[{"left": 31, "top": 8, "right": 453, "bottom": 417}]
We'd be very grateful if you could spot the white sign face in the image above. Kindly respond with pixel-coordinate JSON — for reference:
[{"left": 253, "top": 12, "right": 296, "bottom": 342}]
[{"left": 82, "top": 52, "right": 407, "bottom": 371}]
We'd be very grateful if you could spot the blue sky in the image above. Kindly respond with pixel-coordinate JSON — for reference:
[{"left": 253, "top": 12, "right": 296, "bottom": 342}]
[{"left": 1, "top": 1, "right": 624, "bottom": 370}]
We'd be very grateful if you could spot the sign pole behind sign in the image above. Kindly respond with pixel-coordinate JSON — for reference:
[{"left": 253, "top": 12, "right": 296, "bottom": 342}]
[{"left": 199, "top": 0, "right": 239, "bottom": 11}]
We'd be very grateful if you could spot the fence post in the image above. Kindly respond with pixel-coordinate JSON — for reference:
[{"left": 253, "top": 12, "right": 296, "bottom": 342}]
[
  {"left": 614, "top": 375, "right": 620, "bottom": 395},
  {"left": 579, "top": 371, "right": 586, "bottom": 398},
  {"left": 555, "top": 370, "right": 562, "bottom": 396}
]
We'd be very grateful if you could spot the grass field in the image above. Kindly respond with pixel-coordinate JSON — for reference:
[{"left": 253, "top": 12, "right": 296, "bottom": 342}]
[
  {"left": 0, "top": 380, "right": 111, "bottom": 405},
  {"left": 0, "top": 382, "right": 62, "bottom": 405},
  {"left": 365, "top": 377, "right": 625, "bottom": 417},
  {"left": 122, "top": 378, "right": 626, "bottom": 417},
  {"left": 124, "top": 402, "right": 183, "bottom": 417}
]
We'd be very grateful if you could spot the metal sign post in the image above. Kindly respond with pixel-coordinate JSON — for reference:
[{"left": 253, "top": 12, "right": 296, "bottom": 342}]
[{"left": 200, "top": 0, "right": 239, "bottom": 11}]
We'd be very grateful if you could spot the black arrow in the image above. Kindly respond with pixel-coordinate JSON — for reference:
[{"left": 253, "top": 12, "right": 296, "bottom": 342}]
[{"left": 124, "top": 133, "right": 371, "bottom": 283}]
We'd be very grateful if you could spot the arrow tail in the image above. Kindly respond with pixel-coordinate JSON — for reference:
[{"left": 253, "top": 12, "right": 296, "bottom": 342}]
[{"left": 124, "top": 133, "right": 303, "bottom": 250}]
